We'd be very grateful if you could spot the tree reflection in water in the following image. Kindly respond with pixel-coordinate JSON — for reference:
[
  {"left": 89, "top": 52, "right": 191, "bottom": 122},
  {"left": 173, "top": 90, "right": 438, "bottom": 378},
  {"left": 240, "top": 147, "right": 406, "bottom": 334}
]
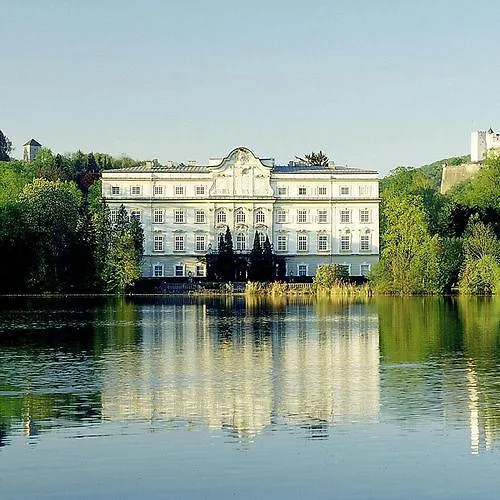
[{"left": 0, "top": 296, "right": 499, "bottom": 454}]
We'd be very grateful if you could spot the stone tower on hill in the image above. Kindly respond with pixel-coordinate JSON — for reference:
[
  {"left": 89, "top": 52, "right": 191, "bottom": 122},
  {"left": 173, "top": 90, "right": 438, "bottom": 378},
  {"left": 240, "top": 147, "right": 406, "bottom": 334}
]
[
  {"left": 471, "top": 128, "right": 500, "bottom": 163},
  {"left": 23, "top": 139, "right": 42, "bottom": 161}
]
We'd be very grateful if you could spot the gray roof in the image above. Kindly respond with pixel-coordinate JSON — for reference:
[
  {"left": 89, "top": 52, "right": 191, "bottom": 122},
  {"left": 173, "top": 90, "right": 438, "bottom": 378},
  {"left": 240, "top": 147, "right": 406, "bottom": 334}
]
[
  {"left": 107, "top": 164, "right": 213, "bottom": 174},
  {"left": 23, "top": 139, "right": 42, "bottom": 147},
  {"left": 273, "top": 164, "right": 377, "bottom": 174},
  {"left": 105, "top": 163, "right": 377, "bottom": 175}
]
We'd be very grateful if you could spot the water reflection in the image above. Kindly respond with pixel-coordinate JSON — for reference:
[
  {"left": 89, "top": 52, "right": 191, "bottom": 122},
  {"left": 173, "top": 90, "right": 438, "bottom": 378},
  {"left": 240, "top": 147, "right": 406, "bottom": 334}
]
[
  {"left": 0, "top": 296, "right": 499, "bottom": 455},
  {"left": 99, "top": 298, "right": 380, "bottom": 441},
  {"left": 377, "top": 296, "right": 500, "bottom": 455}
]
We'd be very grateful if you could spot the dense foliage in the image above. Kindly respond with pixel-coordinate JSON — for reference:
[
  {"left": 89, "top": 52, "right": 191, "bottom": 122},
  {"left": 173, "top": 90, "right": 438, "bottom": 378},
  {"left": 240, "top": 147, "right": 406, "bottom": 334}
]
[
  {"left": 372, "top": 155, "right": 500, "bottom": 295},
  {"left": 0, "top": 136, "right": 143, "bottom": 294}
]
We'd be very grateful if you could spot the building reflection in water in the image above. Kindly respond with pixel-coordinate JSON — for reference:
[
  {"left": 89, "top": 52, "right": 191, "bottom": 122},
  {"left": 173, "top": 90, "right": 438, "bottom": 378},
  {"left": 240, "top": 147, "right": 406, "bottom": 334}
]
[{"left": 100, "top": 299, "right": 380, "bottom": 441}]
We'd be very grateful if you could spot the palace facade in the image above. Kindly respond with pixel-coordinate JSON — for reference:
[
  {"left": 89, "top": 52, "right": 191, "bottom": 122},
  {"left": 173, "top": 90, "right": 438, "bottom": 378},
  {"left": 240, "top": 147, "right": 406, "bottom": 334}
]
[{"left": 101, "top": 147, "right": 380, "bottom": 278}]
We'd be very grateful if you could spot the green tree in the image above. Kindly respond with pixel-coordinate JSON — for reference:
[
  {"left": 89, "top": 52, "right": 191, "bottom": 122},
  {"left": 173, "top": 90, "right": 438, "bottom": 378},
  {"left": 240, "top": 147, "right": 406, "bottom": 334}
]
[
  {"left": 0, "top": 130, "right": 12, "bottom": 161},
  {"left": 371, "top": 195, "right": 441, "bottom": 294},
  {"left": 296, "top": 151, "right": 329, "bottom": 166},
  {"left": 248, "top": 232, "right": 263, "bottom": 280},
  {"left": 96, "top": 204, "right": 144, "bottom": 293},
  {"left": 313, "top": 264, "right": 349, "bottom": 290},
  {"left": 105, "top": 232, "right": 141, "bottom": 294},
  {"left": 18, "top": 179, "right": 83, "bottom": 291},
  {"left": 458, "top": 216, "right": 500, "bottom": 295},
  {"left": 262, "top": 235, "right": 274, "bottom": 278},
  {"left": 448, "top": 155, "right": 500, "bottom": 210}
]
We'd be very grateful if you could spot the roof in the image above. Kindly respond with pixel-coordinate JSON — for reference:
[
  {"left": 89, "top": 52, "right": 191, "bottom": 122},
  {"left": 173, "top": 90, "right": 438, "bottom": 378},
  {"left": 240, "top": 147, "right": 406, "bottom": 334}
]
[
  {"left": 273, "top": 164, "right": 378, "bottom": 174},
  {"left": 23, "top": 139, "right": 42, "bottom": 147},
  {"left": 105, "top": 163, "right": 377, "bottom": 175},
  {"left": 106, "top": 164, "right": 213, "bottom": 174}
]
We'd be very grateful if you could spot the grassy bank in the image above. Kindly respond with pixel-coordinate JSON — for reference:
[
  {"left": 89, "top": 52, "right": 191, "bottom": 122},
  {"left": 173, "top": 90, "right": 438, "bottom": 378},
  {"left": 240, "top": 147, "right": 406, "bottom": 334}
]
[{"left": 244, "top": 281, "right": 371, "bottom": 297}]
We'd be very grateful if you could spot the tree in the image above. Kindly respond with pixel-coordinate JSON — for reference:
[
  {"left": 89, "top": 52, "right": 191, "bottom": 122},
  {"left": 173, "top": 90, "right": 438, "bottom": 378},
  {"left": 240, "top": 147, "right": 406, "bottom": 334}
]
[
  {"left": 18, "top": 179, "right": 83, "bottom": 291},
  {"left": 448, "top": 155, "right": 500, "bottom": 210},
  {"left": 458, "top": 216, "right": 500, "bottom": 295},
  {"left": 262, "top": 235, "right": 274, "bottom": 278},
  {"left": 371, "top": 195, "right": 441, "bottom": 294},
  {"left": 248, "top": 232, "right": 263, "bottom": 280},
  {"left": 32, "top": 148, "right": 60, "bottom": 180},
  {"left": 106, "top": 232, "right": 142, "bottom": 294},
  {"left": 0, "top": 130, "right": 12, "bottom": 161},
  {"left": 296, "top": 151, "right": 329, "bottom": 166},
  {"left": 313, "top": 264, "right": 349, "bottom": 290},
  {"left": 224, "top": 226, "right": 233, "bottom": 257}
]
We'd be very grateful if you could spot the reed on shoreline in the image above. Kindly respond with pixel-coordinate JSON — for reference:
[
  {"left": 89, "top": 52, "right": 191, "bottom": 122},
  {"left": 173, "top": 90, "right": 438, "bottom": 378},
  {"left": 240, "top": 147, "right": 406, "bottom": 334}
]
[{"left": 244, "top": 281, "right": 371, "bottom": 297}]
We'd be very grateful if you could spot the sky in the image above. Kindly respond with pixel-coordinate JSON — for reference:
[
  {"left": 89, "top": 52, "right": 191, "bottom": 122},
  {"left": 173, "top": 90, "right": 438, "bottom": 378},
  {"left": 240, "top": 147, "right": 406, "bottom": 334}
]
[{"left": 2, "top": 0, "right": 500, "bottom": 175}]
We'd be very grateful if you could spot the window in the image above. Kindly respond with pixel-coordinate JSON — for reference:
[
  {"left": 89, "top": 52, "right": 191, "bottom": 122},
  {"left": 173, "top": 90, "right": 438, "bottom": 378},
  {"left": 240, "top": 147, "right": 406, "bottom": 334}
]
[
  {"left": 174, "top": 265, "right": 184, "bottom": 277},
  {"left": 196, "top": 186, "right": 205, "bottom": 196},
  {"left": 318, "top": 186, "right": 327, "bottom": 196},
  {"left": 298, "top": 187, "right": 307, "bottom": 196},
  {"left": 235, "top": 210, "right": 246, "bottom": 224},
  {"left": 297, "top": 210, "right": 307, "bottom": 223},
  {"left": 174, "top": 209, "right": 185, "bottom": 224},
  {"left": 340, "top": 186, "right": 350, "bottom": 196},
  {"left": 110, "top": 209, "right": 119, "bottom": 223},
  {"left": 130, "top": 210, "right": 141, "bottom": 222},
  {"left": 175, "top": 186, "right": 184, "bottom": 196},
  {"left": 195, "top": 210, "right": 206, "bottom": 224},
  {"left": 278, "top": 187, "right": 287, "bottom": 196},
  {"left": 255, "top": 210, "right": 265, "bottom": 224},
  {"left": 360, "top": 234, "right": 371, "bottom": 252},
  {"left": 196, "top": 264, "right": 205, "bottom": 277},
  {"left": 340, "top": 264, "right": 351, "bottom": 276},
  {"left": 217, "top": 210, "right": 227, "bottom": 225},
  {"left": 340, "top": 235, "right": 351, "bottom": 253},
  {"left": 154, "top": 185, "right": 163, "bottom": 195},
  {"left": 276, "top": 209, "right": 286, "bottom": 223},
  {"left": 340, "top": 209, "right": 351, "bottom": 224},
  {"left": 297, "top": 234, "right": 308, "bottom": 252},
  {"left": 153, "top": 209, "right": 164, "bottom": 224},
  {"left": 317, "top": 210, "right": 327, "bottom": 223},
  {"left": 359, "top": 185, "right": 372, "bottom": 196},
  {"left": 153, "top": 264, "right": 164, "bottom": 277},
  {"left": 360, "top": 209, "right": 370, "bottom": 224},
  {"left": 154, "top": 235, "right": 164, "bottom": 252},
  {"left": 298, "top": 264, "right": 307, "bottom": 277},
  {"left": 131, "top": 186, "right": 141, "bottom": 196},
  {"left": 360, "top": 263, "right": 371, "bottom": 276},
  {"left": 317, "top": 234, "right": 328, "bottom": 252},
  {"left": 236, "top": 233, "right": 246, "bottom": 251},
  {"left": 195, "top": 234, "right": 206, "bottom": 252},
  {"left": 217, "top": 233, "right": 226, "bottom": 250},
  {"left": 277, "top": 235, "right": 287, "bottom": 252},
  {"left": 174, "top": 234, "right": 185, "bottom": 252},
  {"left": 111, "top": 186, "right": 119, "bottom": 195},
  {"left": 259, "top": 232, "right": 266, "bottom": 247}
]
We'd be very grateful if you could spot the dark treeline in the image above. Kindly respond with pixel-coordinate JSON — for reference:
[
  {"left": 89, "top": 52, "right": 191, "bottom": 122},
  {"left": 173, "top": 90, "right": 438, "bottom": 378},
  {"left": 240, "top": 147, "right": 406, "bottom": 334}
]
[
  {"left": 0, "top": 133, "right": 143, "bottom": 294},
  {"left": 207, "top": 226, "right": 285, "bottom": 281}
]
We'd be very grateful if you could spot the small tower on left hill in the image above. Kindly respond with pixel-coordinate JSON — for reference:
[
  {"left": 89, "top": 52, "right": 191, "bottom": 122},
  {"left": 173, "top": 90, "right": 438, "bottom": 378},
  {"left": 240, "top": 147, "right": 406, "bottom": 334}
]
[{"left": 23, "top": 139, "right": 42, "bottom": 161}]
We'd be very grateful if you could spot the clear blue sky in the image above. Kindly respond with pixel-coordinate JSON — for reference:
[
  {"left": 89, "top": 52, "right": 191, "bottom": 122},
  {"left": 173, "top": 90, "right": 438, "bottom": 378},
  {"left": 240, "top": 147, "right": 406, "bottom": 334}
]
[{"left": 2, "top": 0, "right": 500, "bottom": 174}]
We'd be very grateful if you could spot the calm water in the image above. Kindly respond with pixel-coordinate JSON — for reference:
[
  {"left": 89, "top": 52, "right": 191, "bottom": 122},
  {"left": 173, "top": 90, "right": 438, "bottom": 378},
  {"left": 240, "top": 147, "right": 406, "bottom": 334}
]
[{"left": 1, "top": 296, "right": 499, "bottom": 499}]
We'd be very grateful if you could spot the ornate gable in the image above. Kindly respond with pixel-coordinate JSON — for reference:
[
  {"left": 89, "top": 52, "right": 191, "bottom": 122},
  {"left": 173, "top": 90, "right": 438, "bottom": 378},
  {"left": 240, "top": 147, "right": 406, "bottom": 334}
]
[{"left": 209, "top": 147, "right": 273, "bottom": 197}]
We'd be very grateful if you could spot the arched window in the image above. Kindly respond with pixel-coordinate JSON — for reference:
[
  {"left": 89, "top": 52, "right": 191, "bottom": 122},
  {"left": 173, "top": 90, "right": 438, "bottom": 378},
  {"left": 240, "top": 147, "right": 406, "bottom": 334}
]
[
  {"left": 216, "top": 209, "right": 227, "bottom": 225},
  {"left": 255, "top": 210, "right": 265, "bottom": 225},
  {"left": 235, "top": 209, "right": 246, "bottom": 224}
]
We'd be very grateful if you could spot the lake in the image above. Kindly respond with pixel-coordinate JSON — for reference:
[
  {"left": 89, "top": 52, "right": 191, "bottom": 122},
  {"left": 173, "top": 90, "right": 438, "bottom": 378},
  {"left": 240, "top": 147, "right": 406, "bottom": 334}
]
[{"left": 1, "top": 296, "right": 499, "bottom": 499}]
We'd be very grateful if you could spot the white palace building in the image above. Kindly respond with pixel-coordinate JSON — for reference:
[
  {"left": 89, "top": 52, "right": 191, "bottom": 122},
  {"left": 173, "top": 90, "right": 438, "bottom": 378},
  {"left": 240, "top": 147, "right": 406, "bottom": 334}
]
[{"left": 101, "top": 147, "right": 380, "bottom": 279}]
